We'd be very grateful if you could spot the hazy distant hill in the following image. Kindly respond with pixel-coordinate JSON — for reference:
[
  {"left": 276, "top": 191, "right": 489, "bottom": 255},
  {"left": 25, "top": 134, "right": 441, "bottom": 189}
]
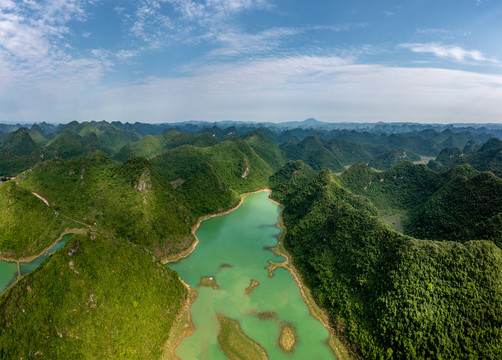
[
  {"left": 429, "top": 137, "right": 502, "bottom": 176},
  {"left": 368, "top": 148, "right": 421, "bottom": 170}
]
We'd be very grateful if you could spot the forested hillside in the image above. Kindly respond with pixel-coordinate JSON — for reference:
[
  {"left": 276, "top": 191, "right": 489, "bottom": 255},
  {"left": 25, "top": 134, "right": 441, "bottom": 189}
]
[
  {"left": 339, "top": 161, "right": 502, "bottom": 248},
  {"left": 429, "top": 137, "right": 502, "bottom": 176},
  {"left": 1, "top": 120, "right": 498, "bottom": 177},
  {"left": 271, "top": 165, "right": 502, "bottom": 359},
  {"left": 0, "top": 232, "right": 186, "bottom": 359}
]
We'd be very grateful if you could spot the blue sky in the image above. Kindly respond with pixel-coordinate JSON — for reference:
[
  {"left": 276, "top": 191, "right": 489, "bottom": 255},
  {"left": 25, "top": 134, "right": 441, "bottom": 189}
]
[{"left": 1, "top": 0, "right": 502, "bottom": 124}]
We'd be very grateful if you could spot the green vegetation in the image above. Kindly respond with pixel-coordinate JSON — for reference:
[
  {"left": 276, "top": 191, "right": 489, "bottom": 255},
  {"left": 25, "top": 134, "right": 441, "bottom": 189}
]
[
  {"left": 0, "top": 150, "right": 44, "bottom": 177},
  {"left": 429, "top": 138, "right": 502, "bottom": 176},
  {"left": 407, "top": 171, "right": 502, "bottom": 247},
  {"left": 1, "top": 119, "right": 501, "bottom": 359},
  {"left": 43, "top": 131, "right": 100, "bottom": 160},
  {"left": 151, "top": 140, "right": 275, "bottom": 217},
  {"left": 114, "top": 130, "right": 219, "bottom": 162},
  {"left": 216, "top": 314, "right": 269, "bottom": 360},
  {"left": 244, "top": 132, "right": 286, "bottom": 172},
  {"left": 339, "top": 161, "right": 502, "bottom": 248},
  {"left": 368, "top": 148, "right": 421, "bottom": 170},
  {"left": 268, "top": 160, "right": 316, "bottom": 204},
  {"left": 0, "top": 232, "right": 187, "bottom": 359},
  {"left": 16, "top": 153, "right": 195, "bottom": 259},
  {"left": 1, "top": 128, "right": 40, "bottom": 156},
  {"left": 280, "top": 136, "right": 373, "bottom": 172},
  {"left": 0, "top": 181, "right": 81, "bottom": 259},
  {"left": 271, "top": 162, "right": 502, "bottom": 359},
  {"left": 198, "top": 276, "right": 220, "bottom": 290}
]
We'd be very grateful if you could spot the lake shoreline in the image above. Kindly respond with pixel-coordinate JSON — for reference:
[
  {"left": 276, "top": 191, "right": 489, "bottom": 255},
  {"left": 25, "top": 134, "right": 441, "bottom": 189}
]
[
  {"left": 162, "top": 188, "right": 350, "bottom": 359},
  {"left": 161, "top": 188, "right": 272, "bottom": 357},
  {"left": 269, "top": 198, "right": 352, "bottom": 360},
  {"left": 161, "top": 279, "right": 197, "bottom": 360},
  {"left": 162, "top": 188, "right": 272, "bottom": 265},
  {"left": 0, "top": 228, "right": 87, "bottom": 263}
]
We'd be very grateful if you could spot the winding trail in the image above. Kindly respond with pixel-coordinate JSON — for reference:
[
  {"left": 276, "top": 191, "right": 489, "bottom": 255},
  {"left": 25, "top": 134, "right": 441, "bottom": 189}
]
[{"left": 31, "top": 192, "right": 50, "bottom": 206}]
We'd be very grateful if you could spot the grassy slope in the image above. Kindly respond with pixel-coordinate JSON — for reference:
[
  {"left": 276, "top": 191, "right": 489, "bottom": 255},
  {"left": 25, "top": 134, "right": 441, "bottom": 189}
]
[
  {"left": 0, "top": 181, "right": 82, "bottom": 258},
  {"left": 14, "top": 153, "right": 195, "bottom": 259},
  {"left": 271, "top": 165, "right": 502, "bottom": 359},
  {"left": 0, "top": 233, "right": 186, "bottom": 359},
  {"left": 244, "top": 132, "right": 287, "bottom": 172},
  {"left": 217, "top": 314, "right": 268, "bottom": 360},
  {"left": 152, "top": 140, "right": 273, "bottom": 191},
  {"left": 430, "top": 138, "right": 502, "bottom": 176}
]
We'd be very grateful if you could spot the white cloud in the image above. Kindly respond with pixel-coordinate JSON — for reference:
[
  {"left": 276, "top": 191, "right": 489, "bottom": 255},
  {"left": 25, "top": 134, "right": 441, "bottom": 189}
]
[
  {"left": 382, "top": 10, "right": 394, "bottom": 16},
  {"left": 401, "top": 42, "right": 498, "bottom": 64},
  {"left": 206, "top": 27, "right": 300, "bottom": 57},
  {"left": 3, "top": 55, "right": 502, "bottom": 124},
  {"left": 0, "top": 0, "right": 109, "bottom": 86},
  {"left": 126, "top": 0, "right": 272, "bottom": 48},
  {"left": 116, "top": 49, "right": 139, "bottom": 59},
  {"left": 205, "top": 23, "right": 368, "bottom": 59},
  {"left": 0, "top": 0, "right": 16, "bottom": 10}
]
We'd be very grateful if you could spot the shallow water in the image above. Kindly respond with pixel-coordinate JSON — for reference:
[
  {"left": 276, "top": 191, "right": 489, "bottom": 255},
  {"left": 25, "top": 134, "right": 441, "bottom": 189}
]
[
  {"left": 169, "top": 191, "right": 335, "bottom": 359},
  {"left": 0, "top": 233, "right": 73, "bottom": 293}
]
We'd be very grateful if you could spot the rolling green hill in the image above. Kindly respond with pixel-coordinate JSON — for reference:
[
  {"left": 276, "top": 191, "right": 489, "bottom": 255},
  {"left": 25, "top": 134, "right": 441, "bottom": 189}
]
[
  {"left": 428, "top": 138, "right": 502, "bottom": 176},
  {"left": 243, "top": 131, "right": 287, "bottom": 172},
  {"left": 13, "top": 152, "right": 195, "bottom": 259},
  {"left": 43, "top": 131, "right": 100, "bottom": 160},
  {"left": 151, "top": 140, "right": 273, "bottom": 193},
  {"left": 407, "top": 171, "right": 502, "bottom": 247},
  {"left": 1, "top": 128, "right": 40, "bottom": 156},
  {"left": 368, "top": 148, "right": 421, "bottom": 170},
  {"left": 339, "top": 160, "right": 502, "bottom": 248},
  {"left": 280, "top": 135, "right": 374, "bottom": 172},
  {"left": 114, "top": 130, "right": 219, "bottom": 162},
  {"left": 0, "top": 181, "right": 80, "bottom": 258},
  {"left": 0, "top": 232, "right": 186, "bottom": 359}
]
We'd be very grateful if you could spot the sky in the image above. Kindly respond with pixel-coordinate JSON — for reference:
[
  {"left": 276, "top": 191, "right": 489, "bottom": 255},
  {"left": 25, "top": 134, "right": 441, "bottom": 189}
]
[{"left": 1, "top": 0, "right": 502, "bottom": 124}]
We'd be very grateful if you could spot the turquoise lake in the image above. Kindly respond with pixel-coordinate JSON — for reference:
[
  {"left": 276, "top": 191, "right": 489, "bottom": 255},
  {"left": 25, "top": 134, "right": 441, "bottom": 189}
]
[
  {"left": 169, "top": 191, "right": 336, "bottom": 359},
  {"left": 0, "top": 233, "right": 73, "bottom": 293}
]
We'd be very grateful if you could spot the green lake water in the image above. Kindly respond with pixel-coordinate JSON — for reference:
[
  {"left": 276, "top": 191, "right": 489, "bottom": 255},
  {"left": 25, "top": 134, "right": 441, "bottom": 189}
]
[
  {"left": 169, "top": 191, "right": 335, "bottom": 360},
  {"left": 0, "top": 234, "right": 73, "bottom": 293}
]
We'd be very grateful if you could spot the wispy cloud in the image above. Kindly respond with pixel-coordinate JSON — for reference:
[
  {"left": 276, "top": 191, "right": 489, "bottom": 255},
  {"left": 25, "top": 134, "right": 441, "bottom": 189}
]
[
  {"left": 205, "top": 22, "right": 368, "bottom": 59},
  {"left": 0, "top": 0, "right": 110, "bottom": 86},
  {"left": 5, "top": 54, "right": 502, "bottom": 124},
  {"left": 400, "top": 42, "right": 498, "bottom": 64},
  {"left": 84, "top": 57, "right": 502, "bottom": 123},
  {"left": 124, "top": 0, "right": 272, "bottom": 48}
]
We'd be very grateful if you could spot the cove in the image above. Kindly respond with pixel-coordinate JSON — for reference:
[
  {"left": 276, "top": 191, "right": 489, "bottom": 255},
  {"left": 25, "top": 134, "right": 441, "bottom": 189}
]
[
  {"left": 169, "top": 191, "right": 335, "bottom": 359},
  {"left": 0, "top": 233, "right": 73, "bottom": 293}
]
